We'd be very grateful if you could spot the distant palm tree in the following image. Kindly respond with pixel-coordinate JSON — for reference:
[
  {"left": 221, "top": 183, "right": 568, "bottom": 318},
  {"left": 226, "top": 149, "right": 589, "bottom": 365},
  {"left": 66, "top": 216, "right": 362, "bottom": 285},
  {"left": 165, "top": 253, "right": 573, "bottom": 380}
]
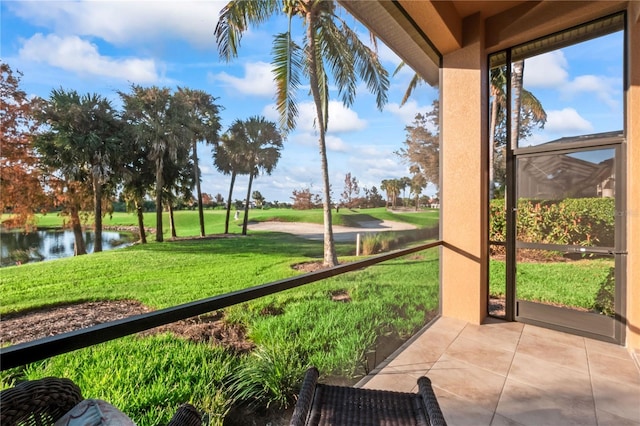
[
  {"left": 120, "top": 85, "right": 187, "bottom": 242},
  {"left": 216, "top": 0, "right": 389, "bottom": 266},
  {"left": 214, "top": 121, "right": 249, "bottom": 234},
  {"left": 175, "top": 88, "right": 221, "bottom": 237},
  {"left": 234, "top": 116, "right": 283, "bottom": 235},
  {"left": 34, "top": 89, "right": 122, "bottom": 254}
]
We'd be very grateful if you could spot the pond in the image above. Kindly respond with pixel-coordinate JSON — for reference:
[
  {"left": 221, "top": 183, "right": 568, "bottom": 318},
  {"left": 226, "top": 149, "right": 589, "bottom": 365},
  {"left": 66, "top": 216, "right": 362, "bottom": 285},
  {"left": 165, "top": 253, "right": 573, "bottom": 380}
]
[{"left": 0, "top": 229, "right": 135, "bottom": 266}]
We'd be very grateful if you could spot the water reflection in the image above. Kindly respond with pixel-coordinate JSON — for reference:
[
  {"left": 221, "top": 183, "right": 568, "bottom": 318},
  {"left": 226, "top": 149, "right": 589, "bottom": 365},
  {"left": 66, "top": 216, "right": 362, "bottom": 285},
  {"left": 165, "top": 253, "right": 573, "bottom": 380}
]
[{"left": 0, "top": 229, "right": 133, "bottom": 266}]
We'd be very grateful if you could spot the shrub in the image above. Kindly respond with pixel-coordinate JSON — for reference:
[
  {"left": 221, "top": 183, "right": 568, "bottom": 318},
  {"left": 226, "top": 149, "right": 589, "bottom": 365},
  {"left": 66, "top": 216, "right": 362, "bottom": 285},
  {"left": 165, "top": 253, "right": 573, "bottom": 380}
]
[{"left": 489, "top": 197, "right": 615, "bottom": 247}]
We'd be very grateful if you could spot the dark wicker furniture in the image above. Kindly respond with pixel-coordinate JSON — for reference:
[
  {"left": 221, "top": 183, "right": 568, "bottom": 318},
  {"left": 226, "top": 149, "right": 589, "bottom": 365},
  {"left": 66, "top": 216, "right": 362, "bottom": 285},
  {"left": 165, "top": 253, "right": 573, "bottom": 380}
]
[
  {"left": 290, "top": 367, "right": 447, "bottom": 426},
  {"left": 0, "top": 377, "right": 201, "bottom": 426}
]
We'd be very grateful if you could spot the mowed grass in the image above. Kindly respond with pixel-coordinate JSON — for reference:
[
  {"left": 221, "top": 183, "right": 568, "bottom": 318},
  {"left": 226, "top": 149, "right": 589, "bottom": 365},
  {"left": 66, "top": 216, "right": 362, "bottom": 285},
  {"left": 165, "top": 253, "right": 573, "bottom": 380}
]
[
  {"left": 21, "top": 207, "right": 440, "bottom": 237},
  {"left": 1, "top": 208, "right": 440, "bottom": 424},
  {"left": 489, "top": 257, "right": 614, "bottom": 310}
]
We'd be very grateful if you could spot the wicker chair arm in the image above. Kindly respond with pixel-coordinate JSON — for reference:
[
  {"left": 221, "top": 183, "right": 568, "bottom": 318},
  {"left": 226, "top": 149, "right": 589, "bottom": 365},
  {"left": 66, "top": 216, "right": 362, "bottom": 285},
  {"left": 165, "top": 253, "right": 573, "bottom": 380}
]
[
  {"left": 417, "top": 376, "right": 447, "bottom": 426},
  {"left": 0, "top": 377, "right": 84, "bottom": 426},
  {"left": 289, "top": 367, "right": 319, "bottom": 426},
  {"left": 167, "top": 402, "right": 202, "bottom": 426}
]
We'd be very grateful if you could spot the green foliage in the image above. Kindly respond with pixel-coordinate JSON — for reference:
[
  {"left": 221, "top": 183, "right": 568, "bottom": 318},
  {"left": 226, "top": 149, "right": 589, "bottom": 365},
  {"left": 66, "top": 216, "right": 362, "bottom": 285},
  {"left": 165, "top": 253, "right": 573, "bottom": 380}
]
[
  {"left": 228, "top": 344, "right": 307, "bottom": 411},
  {"left": 361, "top": 227, "right": 438, "bottom": 255},
  {"left": 593, "top": 267, "right": 615, "bottom": 316},
  {"left": 489, "top": 197, "right": 615, "bottom": 246}
]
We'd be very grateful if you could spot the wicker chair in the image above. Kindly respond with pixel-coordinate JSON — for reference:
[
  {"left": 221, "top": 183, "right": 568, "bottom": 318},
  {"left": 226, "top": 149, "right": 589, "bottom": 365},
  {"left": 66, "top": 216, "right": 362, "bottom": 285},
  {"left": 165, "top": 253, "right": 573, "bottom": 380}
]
[
  {"left": 0, "top": 377, "right": 201, "bottom": 426},
  {"left": 290, "top": 367, "right": 447, "bottom": 426}
]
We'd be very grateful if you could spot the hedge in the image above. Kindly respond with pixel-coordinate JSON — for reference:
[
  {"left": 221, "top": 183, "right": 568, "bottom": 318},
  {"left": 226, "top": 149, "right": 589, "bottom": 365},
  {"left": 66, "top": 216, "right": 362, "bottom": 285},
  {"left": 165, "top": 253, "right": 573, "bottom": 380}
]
[{"left": 490, "top": 197, "right": 615, "bottom": 247}]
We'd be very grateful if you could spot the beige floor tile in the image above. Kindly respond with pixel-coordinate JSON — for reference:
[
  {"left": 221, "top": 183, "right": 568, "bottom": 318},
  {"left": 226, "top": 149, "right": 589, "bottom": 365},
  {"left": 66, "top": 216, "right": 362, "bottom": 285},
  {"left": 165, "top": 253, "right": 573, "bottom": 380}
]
[
  {"left": 496, "top": 378, "right": 597, "bottom": 426},
  {"left": 591, "top": 374, "right": 640, "bottom": 422},
  {"left": 585, "top": 337, "right": 636, "bottom": 361},
  {"left": 588, "top": 350, "right": 640, "bottom": 385},
  {"left": 444, "top": 335, "right": 515, "bottom": 376},
  {"left": 387, "top": 329, "right": 454, "bottom": 368},
  {"left": 516, "top": 333, "right": 589, "bottom": 373},
  {"left": 596, "top": 409, "right": 640, "bottom": 426},
  {"left": 490, "top": 413, "right": 525, "bottom": 426},
  {"left": 434, "top": 387, "right": 496, "bottom": 426},
  {"left": 521, "top": 324, "right": 586, "bottom": 348},
  {"left": 428, "top": 354, "right": 507, "bottom": 412},
  {"left": 508, "top": 351, "right": 592, "bottom": 399},
  {"left": 359, "top": 369, "right": 419, "bottom": 393},
  {"left": 459, "top": 322, "right": 522, "bottom": 353}
]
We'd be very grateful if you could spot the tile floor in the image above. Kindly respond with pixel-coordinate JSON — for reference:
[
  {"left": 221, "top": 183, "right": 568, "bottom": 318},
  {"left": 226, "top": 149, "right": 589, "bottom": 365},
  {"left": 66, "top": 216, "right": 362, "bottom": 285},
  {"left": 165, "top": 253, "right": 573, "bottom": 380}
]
[{"left": 357, "top": 316, "right": 640, "bottom": 426}]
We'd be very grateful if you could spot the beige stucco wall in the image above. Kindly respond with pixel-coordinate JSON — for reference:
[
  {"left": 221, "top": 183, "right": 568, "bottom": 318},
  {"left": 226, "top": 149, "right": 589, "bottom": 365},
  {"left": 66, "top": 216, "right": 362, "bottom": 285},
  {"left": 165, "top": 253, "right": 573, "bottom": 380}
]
[
  {"left": 626, "top": 1, "right": 640, "bottom": 350},
  {"left": 439, "top": 13, "right": 489, "bottom": 324}
]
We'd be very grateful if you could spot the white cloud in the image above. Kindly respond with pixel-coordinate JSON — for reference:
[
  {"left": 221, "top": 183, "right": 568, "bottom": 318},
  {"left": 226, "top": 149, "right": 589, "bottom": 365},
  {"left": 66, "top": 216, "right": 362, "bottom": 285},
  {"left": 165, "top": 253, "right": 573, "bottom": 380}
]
[
  {"left": 262, "top": 101, "right": 367, "bottom": 133},
  {"left": 8, "top": 1, "right": 225, "bottom": 48},
  {"left": 385, "top": 100, "right": 434, "bottom": 127},
  {"left": 561, "top": 75, "right": 620, "bottom": 109},
  {"left": 210, "top": 62, "right": 275, "bottom": 96},
  {"left": 326, "top": 135, "right": 348, "bottom": 152},
  {"left": 19, "top": 34, "right": 160, "bottom": 83},
  {"left": 523, "top": 50, "right": 569, "bottom": 88},
  {"left": 545, "top": 108, "right": 593, "bottom": 133}
]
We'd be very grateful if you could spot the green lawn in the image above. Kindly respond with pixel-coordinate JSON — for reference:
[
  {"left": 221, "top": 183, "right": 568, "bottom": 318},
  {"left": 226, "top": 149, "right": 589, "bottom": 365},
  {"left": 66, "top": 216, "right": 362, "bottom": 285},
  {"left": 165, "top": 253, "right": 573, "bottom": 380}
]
[{"left": 1, "top": 208, "right": 440, "bottom": 425}]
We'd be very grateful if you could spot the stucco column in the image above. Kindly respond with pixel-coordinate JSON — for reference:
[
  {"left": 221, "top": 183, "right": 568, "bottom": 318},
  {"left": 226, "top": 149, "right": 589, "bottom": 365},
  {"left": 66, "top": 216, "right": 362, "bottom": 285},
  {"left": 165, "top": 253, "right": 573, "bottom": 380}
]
[
  {"left": 626, "top": 3, "right": 640, "bottom": 351},
  {"left": 439, "top": 13, "right": 489, "bottom": 324}
]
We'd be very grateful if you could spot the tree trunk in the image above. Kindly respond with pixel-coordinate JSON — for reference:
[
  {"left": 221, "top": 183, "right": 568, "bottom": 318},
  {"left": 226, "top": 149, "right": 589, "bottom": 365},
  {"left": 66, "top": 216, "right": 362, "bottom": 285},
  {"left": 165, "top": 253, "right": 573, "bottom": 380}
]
[
  {"left": 69, "top": 204, "right": 86, "bottom": 256},
  {"left": 155, "top": 156, "right": 164, "bottom": 242},
  {"left": 193, "top": 140, "right": 205, "bottom": 237},
  {"left": 136, "top": 202, "right": 147, "bottom": 244},
  {"left": 224, "top": 171, "right": 237, "bottom": 234},
  {"left": 307, "top": 10, "right": 337, "bottom": 267},
  {"left": 92, "top": 174, "right": 103, "bottom": 252},
  {"left": 488, "top": 85, "right": 499, "bottom": 201},
  {"left": 511, "top": 60, "right": 524, "bottom": 150},
  {"left": 242, "top": 172, "right": 254, "bottom": 235},
  {"left": 169, "top": 203, "right": 177, "bottom": 238}
]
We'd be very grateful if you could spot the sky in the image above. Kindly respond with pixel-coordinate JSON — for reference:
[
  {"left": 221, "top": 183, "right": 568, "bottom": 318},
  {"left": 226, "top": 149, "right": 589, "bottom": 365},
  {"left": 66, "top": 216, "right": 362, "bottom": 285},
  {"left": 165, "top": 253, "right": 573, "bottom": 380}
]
[
  {"left": 1, "top": 1, "right": 623, "bottom": 204},
  {"left": 1, "top": 0, "right": 438, "bottom": 204}
]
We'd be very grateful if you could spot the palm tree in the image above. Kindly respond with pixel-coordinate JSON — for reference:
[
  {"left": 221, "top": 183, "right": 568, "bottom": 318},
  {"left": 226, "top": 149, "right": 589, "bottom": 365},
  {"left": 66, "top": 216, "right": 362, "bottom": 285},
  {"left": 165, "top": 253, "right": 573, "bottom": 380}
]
[
  {"left": 215, "top": 0, "right": 389, "bottom": 266},
  {"left": 34, "top": 89, "right": 122, "bottom": 254},
  {"left": 234, "top": 116, "right": 283, "bottom": 235},
  {"left": 175, "top": 88, "right": 221, "bottom": 237},
  {"left": 214, "top": 121, "right": 250, "bottom": 234},
  {"left": 120, "top": 85, "right": 187, "bottom": 242}
]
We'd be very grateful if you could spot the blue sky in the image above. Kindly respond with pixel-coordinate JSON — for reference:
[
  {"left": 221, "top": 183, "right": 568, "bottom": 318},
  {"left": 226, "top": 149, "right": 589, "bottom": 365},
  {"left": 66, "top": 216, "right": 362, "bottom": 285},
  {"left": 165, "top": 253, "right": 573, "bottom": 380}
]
[
  {"left": 1, "top": 1, "right": 623, "bottom": 203},
  {"left": 1, "top": 0, "right": 438, "bottom": 204}
]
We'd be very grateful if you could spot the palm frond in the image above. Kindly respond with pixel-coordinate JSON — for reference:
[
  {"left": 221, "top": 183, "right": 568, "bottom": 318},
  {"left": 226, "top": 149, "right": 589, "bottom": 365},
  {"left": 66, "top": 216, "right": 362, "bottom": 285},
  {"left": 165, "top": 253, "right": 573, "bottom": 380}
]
[
  {"left": 316, "top": 14, "right": 356, "bottom": 108},
  {"left": 272, "top": 25, "right": 303, "bottom": 133},
  {"left": 215, "top": 0, "right": 281, "bottom": 61},
  {"left": 339, "top": 22, "right": 389, "bottom": 110},
  {"left": 521, "top": 89, "right": 547, "bottom": 123},
  {"left": 400, "top": 73, "right": 421, "bottom": 107}
]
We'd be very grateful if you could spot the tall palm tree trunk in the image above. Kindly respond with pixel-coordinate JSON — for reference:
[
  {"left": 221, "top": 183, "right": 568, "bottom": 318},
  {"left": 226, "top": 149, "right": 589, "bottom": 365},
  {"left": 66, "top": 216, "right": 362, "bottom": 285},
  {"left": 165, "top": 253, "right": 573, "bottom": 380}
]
[
  {"left": 489, "top": 85, "right": 499, "bottom": 200},
  {"left": 193, "top": 141, "right": 205, "bottom": 237},
  {"left": 136, "top": 201, "right": 147, "bottom": 244},
  {"left": 242, "top": 172, "right": 254, "bottom": 235},
  {"left": 155, "top": 155, "right": 164, "bottom": 242},
  {"left": 224, "top": 170, "right": 237, "bottom": 234},
  {"left": 69, "top": 204, "right": 87, "bottom": 256},
  {"left": 92, "top": 175, "right": 103, "bottom": 252},
  {"left": 169, "top": 203, "right": 177, "bottom": 238},
  {"left": 307, "top": 9, "right": 337, "bottom": 267},
  {"left": 511, "top": 60, "right": 524, "bottom": 149}
]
